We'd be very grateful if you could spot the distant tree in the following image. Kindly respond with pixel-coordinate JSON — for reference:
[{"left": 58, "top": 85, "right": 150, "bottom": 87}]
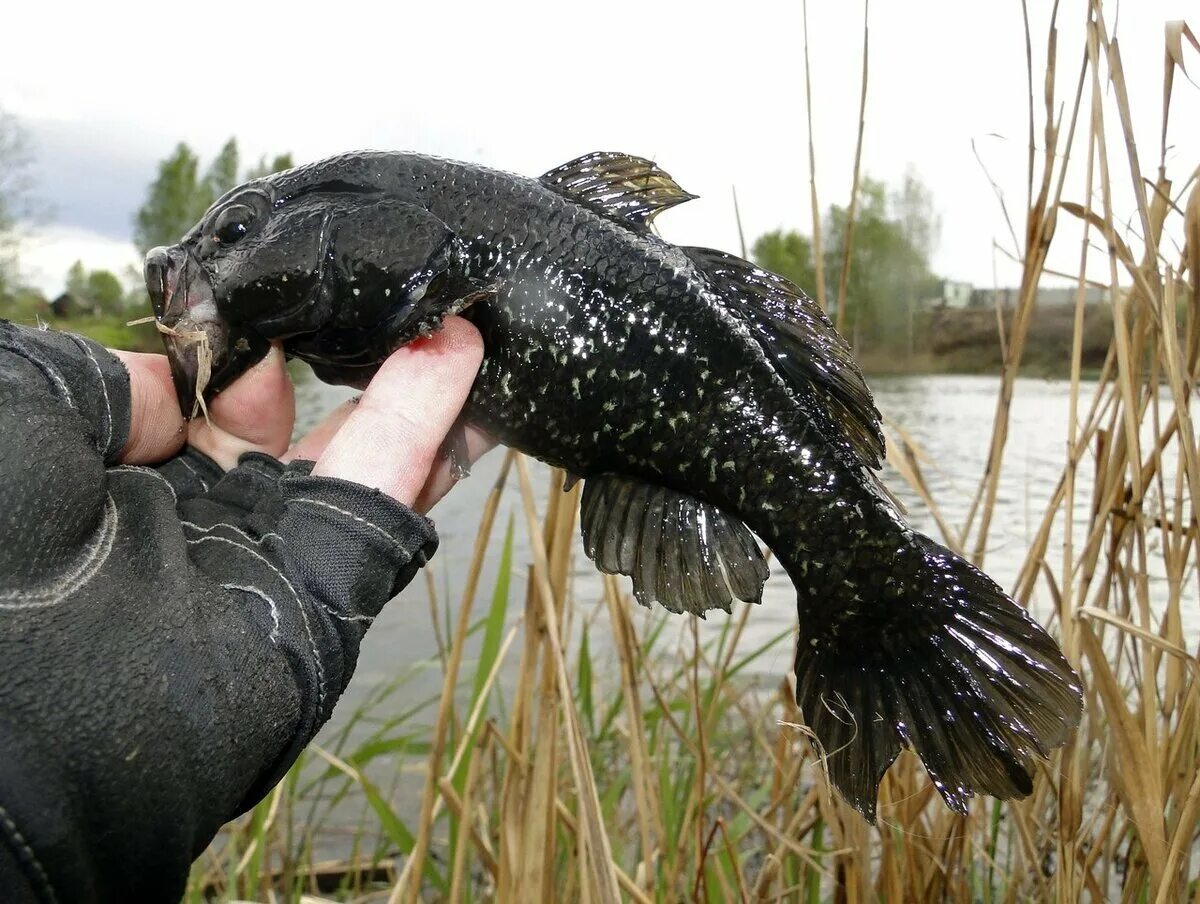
[
  {"left": 63, "top": 260, "right": 127, "bottom": 316},
  {"left": 245, "top": 153, "right": 295, "bottom": 181},
  {"left": 889, "top": 169, "right": 943, "bottom": 353},
  {"left": 751, "top": 230, "right": 818, "bottom": 297},
  {"left": 133, "top": 139, "right": 293, "bottom": 256},
  {"left": 204, "top": 137, "right": 240, "bottom": 201},
  {"left": 892, "top": 166, "right": 941, "bottom": 264},
  {"left": 822, "top": 174, "right": 938, "bottom": 350},
  {"left": 85, "top": 270, "right": 125, "bottom": 313},
  {"left": 133, "top": 143, "right": 206, "bottom": 255},
  {"left": 65, "top": 259, "right": 88, "bottom": 299},
  {"left": 0, "top": 107, "right": 35, "bottom": 299}
]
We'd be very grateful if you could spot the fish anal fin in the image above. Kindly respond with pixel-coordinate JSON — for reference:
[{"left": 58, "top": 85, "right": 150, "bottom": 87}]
[
  {"left": 541, "top": 152, "right": 697, "bottom": 232},
  {"left": 439, "top": 417, "right": 472, "bottom": 480},
  {"left": 684, "top": 246, "right": 885, "bottom": 470},
  {"left": 580, "top": 474, "right": 768, "bottom": 617}
]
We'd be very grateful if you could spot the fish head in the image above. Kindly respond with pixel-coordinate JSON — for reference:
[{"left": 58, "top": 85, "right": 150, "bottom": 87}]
[{"left": 145, "top": 164, "right": 476, "bottom": 415}]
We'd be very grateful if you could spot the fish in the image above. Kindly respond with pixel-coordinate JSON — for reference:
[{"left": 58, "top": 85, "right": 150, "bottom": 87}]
[{"left": 143, "top": 150, "right": 1083, "bottom": 820}]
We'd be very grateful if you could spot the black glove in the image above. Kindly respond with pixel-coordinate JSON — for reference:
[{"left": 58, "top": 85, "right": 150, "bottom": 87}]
[{"left": 0, "top": 322, "right": 438, "bottom": 903}]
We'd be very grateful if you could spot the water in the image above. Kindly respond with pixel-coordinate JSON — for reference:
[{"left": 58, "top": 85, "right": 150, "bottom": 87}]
[
  {"left": 288, "top": 368, "right": 1200, "bottom": 865},
  {"left": 291, "top": 369, "right": 1192, "bottom": 730}
]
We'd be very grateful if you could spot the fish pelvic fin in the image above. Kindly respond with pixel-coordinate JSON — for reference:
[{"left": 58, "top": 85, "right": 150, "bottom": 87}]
[
  {"left": 540, "top": 152, "right": 697, "bottom": 232},
  {"left": 580, "top": 474, "right": 768, "bottom": 616},
  {"left": 791, "top": 532, "right": 1082, "bottom": 823},
  {"left": 684, "top": 246, "right": 884, "bottom": 470}
]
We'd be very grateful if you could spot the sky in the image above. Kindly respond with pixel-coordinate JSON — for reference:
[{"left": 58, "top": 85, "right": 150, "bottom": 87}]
[{"left": 1, "top": 0, "right": 1196, "bottom": 297}]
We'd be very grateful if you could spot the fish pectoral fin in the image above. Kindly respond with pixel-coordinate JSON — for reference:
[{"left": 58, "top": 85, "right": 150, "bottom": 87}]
[
  {"left": 579, "top": 474, "right": 768, "bottom": 617},
  {"left": 540, "top": 152, "right": 697, "bottom": 232},
  {"left": 683, "top": 246, "right": 885, "bottom": 472}
]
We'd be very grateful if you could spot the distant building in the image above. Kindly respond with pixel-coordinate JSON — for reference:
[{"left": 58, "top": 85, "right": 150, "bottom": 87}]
[
  {"left": 923, "top": 279, "right": 974, "bottom": 308},
  {"left": 970, "top": 287, "right": 1013, "bottom": 309},
  {"left": 1035, "top": 285, "right": 1106, "bottom": 307},
  {"left": 943, "top": 280, "right": 972, "bottom": 308},
  {"left": 50, "top": 292, "right": 74, "bottom": 318},
  {"left": 961, "top": 285, "right": 1105, "bottom": 309}
]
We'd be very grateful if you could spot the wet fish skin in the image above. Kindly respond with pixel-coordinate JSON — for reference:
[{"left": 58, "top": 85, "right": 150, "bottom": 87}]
[{"left": 145, "top": 150, "right": 1083, "bottom": 821}]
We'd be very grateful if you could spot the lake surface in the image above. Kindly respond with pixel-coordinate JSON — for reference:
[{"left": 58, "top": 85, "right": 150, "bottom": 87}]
[{"left": 291, "top": 369, "right": 1194, "bottom": 734}]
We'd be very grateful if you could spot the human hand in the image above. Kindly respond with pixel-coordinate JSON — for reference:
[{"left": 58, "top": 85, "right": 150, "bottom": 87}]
[
  {"left": 115, "top": 315, "right": 490, "bottom": 513},
  {"left": 0, "top": 317, "right": 491, "bottom": 903}
]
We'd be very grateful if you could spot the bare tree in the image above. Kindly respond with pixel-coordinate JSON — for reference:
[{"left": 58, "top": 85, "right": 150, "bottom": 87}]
[{"left": 0, "top": 107, "right": 35, "bottom": 296}]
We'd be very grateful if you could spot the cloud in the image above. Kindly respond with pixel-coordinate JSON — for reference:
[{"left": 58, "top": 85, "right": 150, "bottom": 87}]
[
  {"left": 17, "top": 226, "right": 140, "bottom": 296},
  {"left": 2, "top": 0, "right": 1194, "bottom": 292},
  {"left": 22, "top": 118, "right": 162, "bottom": 241}
]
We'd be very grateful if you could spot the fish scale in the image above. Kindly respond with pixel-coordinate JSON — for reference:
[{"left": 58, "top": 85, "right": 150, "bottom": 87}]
[{"left": 146, "top": 149, "right": 1083, "bottom": 822}]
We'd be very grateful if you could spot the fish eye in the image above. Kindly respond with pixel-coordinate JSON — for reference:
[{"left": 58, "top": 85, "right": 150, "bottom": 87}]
[{"left": 213, "top": 204, "right": 255, "bottom": 245}]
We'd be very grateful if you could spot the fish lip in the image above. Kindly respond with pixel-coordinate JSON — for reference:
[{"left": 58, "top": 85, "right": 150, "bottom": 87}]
[{"left": 143, "top": 245, "right": 257, "bottom": 418}]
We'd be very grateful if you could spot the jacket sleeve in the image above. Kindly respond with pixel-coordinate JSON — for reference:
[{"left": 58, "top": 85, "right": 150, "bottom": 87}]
[{"left": 0, "top": 321, "right": 437, "bottom": 904}]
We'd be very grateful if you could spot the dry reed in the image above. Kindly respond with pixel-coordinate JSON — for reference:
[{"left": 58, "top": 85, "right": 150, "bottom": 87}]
[{"left": 188, "top": 2, "right": 1199, "bottom": 901}]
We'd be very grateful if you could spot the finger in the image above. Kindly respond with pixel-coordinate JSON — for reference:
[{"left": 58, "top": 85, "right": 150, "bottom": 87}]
[
  {"left": 188, "top": 344, "right": 296, "bottom": 470},
  {"left": 113, "top": 351, "right": 187, "bottom": 464},
  {"left": 311, "top": 316, "right": 483, "bottom": 506},
  {"left": 412, "top": 424, "right": 497, "bottom": 514},
  {"left": 282, "top": 397, "right": 359, "bottom": 463}
]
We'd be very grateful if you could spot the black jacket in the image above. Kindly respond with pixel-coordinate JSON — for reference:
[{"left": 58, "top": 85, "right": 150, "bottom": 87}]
[{"left": 0, "top": 322, "right": 437, "bottom": 902}]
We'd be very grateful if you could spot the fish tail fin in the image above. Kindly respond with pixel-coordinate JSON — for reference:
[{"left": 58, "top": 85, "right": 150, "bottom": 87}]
[{"left": 790, "top": 531, "right": 1082, "bottom": 822}]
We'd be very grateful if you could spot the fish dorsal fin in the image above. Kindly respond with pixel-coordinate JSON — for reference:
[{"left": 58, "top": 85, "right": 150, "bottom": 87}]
[
  {"left": 540, "top": 152, "right": 697, "bottom": 231},
  {"left": 580, "top": 474, "right": 769, "bottom": 616},
  {"left": 684, "top": 247, "right": 885, "bottom": 469}
]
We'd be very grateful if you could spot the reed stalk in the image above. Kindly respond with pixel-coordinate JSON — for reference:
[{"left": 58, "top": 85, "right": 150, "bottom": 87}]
[{"left": 189, "top": 4, "right": 1200, "bottom": 900}]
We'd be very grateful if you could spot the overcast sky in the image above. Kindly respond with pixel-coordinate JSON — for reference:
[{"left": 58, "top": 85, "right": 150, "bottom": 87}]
[{"left": 2, "top": 0, "right": 1196, "bottom": 296}]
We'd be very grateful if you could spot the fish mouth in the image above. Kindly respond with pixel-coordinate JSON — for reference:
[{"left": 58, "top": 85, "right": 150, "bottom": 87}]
[{"left": 144, "top": 245, "right": 268, "bottom": 418}]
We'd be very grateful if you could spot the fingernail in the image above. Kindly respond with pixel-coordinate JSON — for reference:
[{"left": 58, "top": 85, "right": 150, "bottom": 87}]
[{"left": 252, "top": 344, "right": 282, "bottom": 372}]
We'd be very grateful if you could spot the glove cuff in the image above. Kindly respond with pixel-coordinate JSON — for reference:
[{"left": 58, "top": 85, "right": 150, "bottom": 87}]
[
  {"left": 276, "top": 473, "right": 438, "bottom": 619},
  {"left": 156, "top": 447, "right": 226, "bottom": 497}
]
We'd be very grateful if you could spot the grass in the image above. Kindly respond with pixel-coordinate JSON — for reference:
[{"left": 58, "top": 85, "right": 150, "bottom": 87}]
[
  {"left": 0, "top": 290, "right": 162, "bottom": 353},
  {"left": 180, "top": 1, "right": 1200, "bottom": 900}
]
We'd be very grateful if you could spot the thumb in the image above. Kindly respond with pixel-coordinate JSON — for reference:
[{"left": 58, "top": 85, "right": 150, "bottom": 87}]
[{"left": 309, "top": 317, "right": 483, "bottom": 506}]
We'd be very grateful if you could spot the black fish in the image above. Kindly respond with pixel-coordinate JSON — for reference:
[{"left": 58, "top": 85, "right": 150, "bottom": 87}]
[{"left": 143, "top": 151, "right": 1082, "bottom": 820}]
